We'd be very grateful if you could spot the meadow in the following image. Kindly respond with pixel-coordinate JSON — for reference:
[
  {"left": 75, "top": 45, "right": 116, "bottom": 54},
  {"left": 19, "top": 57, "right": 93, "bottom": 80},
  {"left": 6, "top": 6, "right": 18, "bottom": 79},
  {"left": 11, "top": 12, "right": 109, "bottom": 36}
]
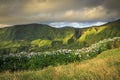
[
  {"left": 0, "top": 37, "right": 120, "bottom": 72},
  {"left": 0, "top": 48, "right": 120, "bottom": 80}
]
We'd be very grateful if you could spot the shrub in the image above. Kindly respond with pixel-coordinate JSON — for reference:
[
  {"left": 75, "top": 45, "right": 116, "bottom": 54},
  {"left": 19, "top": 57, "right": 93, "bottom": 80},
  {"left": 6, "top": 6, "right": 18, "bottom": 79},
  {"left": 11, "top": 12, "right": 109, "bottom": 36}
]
[{"left": 0, "top": 37, "right": 120, "bottom": 72}]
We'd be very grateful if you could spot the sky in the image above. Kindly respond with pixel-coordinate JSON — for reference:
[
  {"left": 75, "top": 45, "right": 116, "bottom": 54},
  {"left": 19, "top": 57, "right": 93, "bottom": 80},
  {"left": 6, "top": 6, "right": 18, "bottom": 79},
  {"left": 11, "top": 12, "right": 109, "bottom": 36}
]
[{"left": 0, "top": 0, "right": 119, "bottom": 28}]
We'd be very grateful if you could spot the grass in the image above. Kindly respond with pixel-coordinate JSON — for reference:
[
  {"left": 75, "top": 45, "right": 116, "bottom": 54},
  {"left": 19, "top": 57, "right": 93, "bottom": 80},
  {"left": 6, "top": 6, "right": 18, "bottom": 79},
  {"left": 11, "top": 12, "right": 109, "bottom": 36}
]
[
  {"left": 31, "top": 39, "right": 52, "bottom": 48},
  {"left": 0, "top": 20, "right": 120, "bottom": 53},
  {"left": 78, "top": 27, "right": 97, "bottom": 42},
  {"left": 63, "top": 34, "right": 73, "bottom": 44},
  {"left": 0, "top": 48, "right": 120, "bottom": 80}
]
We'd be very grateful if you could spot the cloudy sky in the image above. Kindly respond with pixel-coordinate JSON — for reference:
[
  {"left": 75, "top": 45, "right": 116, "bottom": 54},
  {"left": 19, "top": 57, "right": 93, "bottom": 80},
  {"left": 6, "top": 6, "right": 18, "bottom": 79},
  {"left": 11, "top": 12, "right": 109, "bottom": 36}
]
[{"left": 0, "top": 0, "right": 119, "bottom": 28}]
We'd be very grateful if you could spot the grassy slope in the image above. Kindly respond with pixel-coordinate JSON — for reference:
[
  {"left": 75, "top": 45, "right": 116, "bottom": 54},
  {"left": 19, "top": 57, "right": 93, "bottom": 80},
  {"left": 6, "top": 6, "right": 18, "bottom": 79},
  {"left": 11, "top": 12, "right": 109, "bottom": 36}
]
[
  {"left": 0, "top": 24, "right": 75, "bottom": 52},
  {"left": 0, "top": 19, "right": 120, "bottom": 53},
  {"left": 0, "top": 24, "right": 75, "bottom": 41},
  {"left": 0, "top": 48, "right": 120, "bottom": 80},
  {"left": 78, "top": 21, "right": 120, "bottom": 45}
]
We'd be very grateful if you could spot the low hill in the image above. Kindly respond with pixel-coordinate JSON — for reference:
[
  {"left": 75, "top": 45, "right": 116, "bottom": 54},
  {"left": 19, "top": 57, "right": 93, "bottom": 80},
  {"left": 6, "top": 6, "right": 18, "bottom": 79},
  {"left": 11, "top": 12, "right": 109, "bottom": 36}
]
[{"left": 0, "top": 19, "right": 120, "bottom": 54}]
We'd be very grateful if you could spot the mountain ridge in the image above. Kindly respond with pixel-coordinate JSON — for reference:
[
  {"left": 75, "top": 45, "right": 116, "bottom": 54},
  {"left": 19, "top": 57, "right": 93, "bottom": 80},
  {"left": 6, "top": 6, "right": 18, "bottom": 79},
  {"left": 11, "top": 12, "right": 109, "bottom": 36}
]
[
  {"left": 0, "top": 19, "right": 120, "bottom": 54},
  {"left": 1, "top": 19, "right": 120, "bottom": 29}
]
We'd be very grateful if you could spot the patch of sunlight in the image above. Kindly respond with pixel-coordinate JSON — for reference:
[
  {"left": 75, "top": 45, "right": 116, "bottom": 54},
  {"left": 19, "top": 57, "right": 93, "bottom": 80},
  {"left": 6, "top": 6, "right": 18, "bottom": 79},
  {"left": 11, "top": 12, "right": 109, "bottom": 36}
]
[
  {"left": 31, "top": 39, "right": 52, "bottom": 48},
  {"left": 0, "top": 41, "right": 21, "bottom": 48},
  {"left": 78, "top": 27, "right": 97, "bottom": 42},
  {"left": 7, "top": 43, "right": 21, "bottom": 48},
  {"left": 96, "top": 26, "right": 107, "bottom": 34},
  {"left": 38, "top": 40, "right": 52, "bottom": 47},
  {"left": 63, "top": 34, "right": 73, "bottom": 44}
]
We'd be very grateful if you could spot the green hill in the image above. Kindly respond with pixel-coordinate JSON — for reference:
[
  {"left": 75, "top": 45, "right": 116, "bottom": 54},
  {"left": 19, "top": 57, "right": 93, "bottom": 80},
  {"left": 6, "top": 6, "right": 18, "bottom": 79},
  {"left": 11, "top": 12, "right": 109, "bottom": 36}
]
[
  {"left": 0, "top": 19, "right": 120, "bottom": 54},
  {"left": 0, "top": 24, "right": 76, "bottom": 41}
]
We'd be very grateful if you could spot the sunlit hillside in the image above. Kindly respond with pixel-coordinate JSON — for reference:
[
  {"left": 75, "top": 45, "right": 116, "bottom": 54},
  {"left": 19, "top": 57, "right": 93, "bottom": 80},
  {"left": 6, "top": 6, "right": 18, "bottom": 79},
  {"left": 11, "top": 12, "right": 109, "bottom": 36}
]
[{"left": 0, "top": 19, "right": 120, "bottom": 54}]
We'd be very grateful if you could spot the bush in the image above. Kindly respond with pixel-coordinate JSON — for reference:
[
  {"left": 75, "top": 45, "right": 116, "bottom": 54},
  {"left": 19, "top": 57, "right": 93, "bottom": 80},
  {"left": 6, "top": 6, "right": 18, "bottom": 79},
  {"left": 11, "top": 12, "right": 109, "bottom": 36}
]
[{"left": 0, "top": 37, "right": 120, "bottom": 72}]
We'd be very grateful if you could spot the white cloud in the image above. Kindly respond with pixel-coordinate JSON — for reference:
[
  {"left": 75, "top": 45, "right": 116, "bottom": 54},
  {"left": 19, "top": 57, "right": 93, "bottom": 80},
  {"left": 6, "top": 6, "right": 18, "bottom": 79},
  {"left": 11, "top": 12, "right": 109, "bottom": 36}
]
[
  {"left": 94, "top": 22, "right": 106, "bottom": 26},
  {"left": 0, "top": 24, "right": 11, "bottom": 28},
  {"left": 0, "top": 0, "right": 119, "bottom": 25},
  {"left": 49, "top": 21, "right": 107, "bottom": 28}
]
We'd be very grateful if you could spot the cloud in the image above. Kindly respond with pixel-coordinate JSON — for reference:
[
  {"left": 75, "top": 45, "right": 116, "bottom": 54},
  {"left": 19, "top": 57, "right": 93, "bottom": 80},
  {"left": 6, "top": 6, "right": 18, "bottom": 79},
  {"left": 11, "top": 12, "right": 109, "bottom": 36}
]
[
  {"left": 49, "top": 22, "right": 81, "bottom": 28},
  {"left": 0, "top": 24, "right": 11, "bottom": 28},
  {"left": 49, "top": 21, "right": 107, "bottom": 28},
  {"left": 0, "top": 0, "right": 119, "bottom": 26},
  {"left": 94, "top": 22, "right": 107, "bottom": 26},
  {"left": 60, "top": 6, "right": 107, "bottom": 21}
]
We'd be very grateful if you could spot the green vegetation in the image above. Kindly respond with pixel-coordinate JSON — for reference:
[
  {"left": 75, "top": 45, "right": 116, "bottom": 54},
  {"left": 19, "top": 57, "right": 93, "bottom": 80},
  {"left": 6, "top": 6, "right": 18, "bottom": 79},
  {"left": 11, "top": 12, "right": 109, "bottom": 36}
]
[
  {"left": 0, "top": 48, "right": 120, "bottom": 80},
  {"left": 0, "top": 20, "right": 120, "bottom": 53},
  {"left": 30, "top": 39, "right": 52, "bottom": 51},
  {"left": 0, "top": 19, "right": 120, "bottom": 80},
  {"left": 0, "top": 37, "right": 120, "bottom": 72}
]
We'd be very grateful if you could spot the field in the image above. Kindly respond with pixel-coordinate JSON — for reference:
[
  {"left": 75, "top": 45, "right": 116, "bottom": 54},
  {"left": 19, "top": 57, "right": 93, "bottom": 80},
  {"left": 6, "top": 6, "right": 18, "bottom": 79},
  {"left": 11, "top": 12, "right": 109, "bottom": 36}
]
[
  {"left": 0, "top": 48, "right": 120, "bottom": 80},
  {"left": 0, "top": 37, "right": 120, "bottom": 71}
]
